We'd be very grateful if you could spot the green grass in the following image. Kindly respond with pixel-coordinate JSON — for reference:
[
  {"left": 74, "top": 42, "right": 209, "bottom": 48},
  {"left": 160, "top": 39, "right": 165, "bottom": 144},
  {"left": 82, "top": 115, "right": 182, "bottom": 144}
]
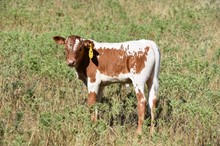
[{"left": 1, "top": 0, "right": 220, "bottom": 145}]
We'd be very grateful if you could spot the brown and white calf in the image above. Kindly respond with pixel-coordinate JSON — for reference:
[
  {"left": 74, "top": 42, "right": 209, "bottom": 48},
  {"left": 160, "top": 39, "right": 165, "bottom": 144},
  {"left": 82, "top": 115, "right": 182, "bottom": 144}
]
[{"left": 53, "top": 35, "right": 160, "bottom": 134}]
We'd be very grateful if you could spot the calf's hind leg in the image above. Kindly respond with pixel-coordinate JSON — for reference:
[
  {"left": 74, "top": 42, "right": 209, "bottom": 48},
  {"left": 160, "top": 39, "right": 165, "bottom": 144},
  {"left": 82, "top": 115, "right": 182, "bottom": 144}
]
[
  {"left": 147, "top": 75, "right": 159, "bottom": 134},
  {"left": 133, "top": 82, "right": 146, "bottom": 135}
]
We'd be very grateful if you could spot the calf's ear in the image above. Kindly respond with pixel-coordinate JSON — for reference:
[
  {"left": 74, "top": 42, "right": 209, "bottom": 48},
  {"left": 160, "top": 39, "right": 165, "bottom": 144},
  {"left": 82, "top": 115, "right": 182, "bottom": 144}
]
[
  {"left": 82, "top": 40, "right": 94, "bottom": 48},
  {"left": 53, "top": 36, "right": 66, "bottom": 45},
  {"left": 82, "top": 40, "right": 90, "bottom": 47}
]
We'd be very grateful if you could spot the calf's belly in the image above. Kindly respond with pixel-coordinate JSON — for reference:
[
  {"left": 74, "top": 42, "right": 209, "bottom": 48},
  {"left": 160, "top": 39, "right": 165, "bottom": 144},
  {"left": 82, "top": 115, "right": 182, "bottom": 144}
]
[{"left": 100, "top": 73, "right": 132, "bottom": 86}]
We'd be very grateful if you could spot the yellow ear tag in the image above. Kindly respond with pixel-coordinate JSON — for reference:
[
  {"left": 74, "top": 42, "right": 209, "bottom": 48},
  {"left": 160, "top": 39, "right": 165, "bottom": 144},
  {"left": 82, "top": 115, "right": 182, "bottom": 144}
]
[{"left": 89, "top": 43, "right": 93, "bottom": 59}]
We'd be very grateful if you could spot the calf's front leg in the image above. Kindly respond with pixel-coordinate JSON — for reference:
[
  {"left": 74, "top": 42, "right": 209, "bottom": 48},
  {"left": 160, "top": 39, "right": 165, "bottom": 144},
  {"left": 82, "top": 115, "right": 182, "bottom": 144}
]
[
  {"left": 87, "top": 78, "right": 101, "bottom": 122},
  {"left": 87, "top": 91, "right": 97, "bottom": 122}
]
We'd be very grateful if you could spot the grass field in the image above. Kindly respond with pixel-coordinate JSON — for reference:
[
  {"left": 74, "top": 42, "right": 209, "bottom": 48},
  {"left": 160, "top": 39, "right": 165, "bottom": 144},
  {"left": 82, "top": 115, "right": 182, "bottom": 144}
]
[{"left": 0, "top": 0, "right": 220, "bottom": 145}]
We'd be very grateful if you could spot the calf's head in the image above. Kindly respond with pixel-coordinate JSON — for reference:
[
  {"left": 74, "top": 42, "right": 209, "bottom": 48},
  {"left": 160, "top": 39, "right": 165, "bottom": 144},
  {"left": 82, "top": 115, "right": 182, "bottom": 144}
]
[{"left": 53, "top": 35, "right": 92, "bottom": 67}]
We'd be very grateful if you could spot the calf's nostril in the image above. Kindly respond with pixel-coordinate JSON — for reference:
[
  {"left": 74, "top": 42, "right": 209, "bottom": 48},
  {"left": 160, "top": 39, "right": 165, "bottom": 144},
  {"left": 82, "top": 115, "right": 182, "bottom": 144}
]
[{"left": 67, "top": 60, "right": 75, "bottom": 66}]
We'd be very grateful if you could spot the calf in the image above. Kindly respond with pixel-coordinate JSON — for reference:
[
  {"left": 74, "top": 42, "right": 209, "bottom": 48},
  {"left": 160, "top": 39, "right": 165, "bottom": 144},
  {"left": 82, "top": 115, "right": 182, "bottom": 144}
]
[{"left": 53, "top": 35, "right": 160, "bottom": 134}]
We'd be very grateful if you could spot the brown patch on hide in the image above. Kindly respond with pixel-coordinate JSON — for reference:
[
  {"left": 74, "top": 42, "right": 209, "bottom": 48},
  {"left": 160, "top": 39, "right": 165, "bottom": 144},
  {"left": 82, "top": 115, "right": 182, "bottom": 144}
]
[{"left": 96, "top": 46, "right": 149, "bottom": 77}]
